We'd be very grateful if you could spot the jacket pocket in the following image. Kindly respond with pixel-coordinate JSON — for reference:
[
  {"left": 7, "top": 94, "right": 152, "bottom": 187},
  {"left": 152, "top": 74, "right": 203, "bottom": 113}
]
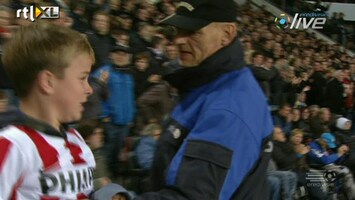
[{"left": 175, "top": 139, "right": 233, "bottom": 200}]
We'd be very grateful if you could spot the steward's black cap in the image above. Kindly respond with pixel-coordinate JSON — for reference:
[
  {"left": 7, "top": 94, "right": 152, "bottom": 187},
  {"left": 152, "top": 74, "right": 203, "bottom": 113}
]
[{"left": 159, "top": 0, "right": 237, "bottom": 31}]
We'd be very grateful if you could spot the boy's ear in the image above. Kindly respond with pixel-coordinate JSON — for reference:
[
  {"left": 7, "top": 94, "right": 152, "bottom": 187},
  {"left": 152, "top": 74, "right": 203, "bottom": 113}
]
[{"left": 37, "top": 70, "right": 56, "bottom": 95}]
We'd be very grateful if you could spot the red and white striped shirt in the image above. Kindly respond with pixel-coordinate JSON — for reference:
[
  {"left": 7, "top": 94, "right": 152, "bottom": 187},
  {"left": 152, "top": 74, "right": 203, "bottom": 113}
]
[{"left": 0, "top": 124, "right": 95, "bottom": 200}]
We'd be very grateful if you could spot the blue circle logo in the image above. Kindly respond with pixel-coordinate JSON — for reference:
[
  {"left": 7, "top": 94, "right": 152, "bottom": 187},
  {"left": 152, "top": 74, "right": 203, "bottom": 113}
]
[{"left": 274, "top": 13, "right": 291, "bottom": 30}]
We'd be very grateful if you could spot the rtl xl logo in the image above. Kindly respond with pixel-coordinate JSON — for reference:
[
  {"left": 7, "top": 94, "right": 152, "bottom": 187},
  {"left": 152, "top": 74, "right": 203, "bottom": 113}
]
[{"left": 16, "top": 5, "right": 60, "bottom": 22}]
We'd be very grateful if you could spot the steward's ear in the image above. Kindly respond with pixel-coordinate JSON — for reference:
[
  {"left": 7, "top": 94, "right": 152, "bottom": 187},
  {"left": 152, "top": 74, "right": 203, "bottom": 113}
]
[
  {"left": 37, "top": 70, "right": 56, "bottom": 95},
  {"left": 221, "top": 23, "right": 237, "bottom": 47}
]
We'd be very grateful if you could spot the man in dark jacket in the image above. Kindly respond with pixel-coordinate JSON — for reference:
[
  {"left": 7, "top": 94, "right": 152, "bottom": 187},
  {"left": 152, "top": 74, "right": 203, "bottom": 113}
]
[
  {"left": 135, "top": 0, "right": 274, "bottom": 199},
  {"left": 86, "top": 11, "right": 116, "bottom": 71},
  {"left": 325, "top": 70, "right": 345, "bottom": 115},
  {"left": 306, "top": 61, "right": 327, "bottom": 107}
]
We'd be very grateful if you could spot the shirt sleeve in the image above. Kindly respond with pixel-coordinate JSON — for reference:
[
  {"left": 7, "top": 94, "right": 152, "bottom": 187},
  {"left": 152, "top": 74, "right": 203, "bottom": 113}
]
[{"left": 0, "top": 136, "right": 26, "bottom": 199}]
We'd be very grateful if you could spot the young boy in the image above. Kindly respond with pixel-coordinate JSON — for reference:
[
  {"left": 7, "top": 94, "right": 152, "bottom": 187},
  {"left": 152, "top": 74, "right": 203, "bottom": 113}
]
[{"left": 0, "top": 22, "right": 95, "bottom": 199}]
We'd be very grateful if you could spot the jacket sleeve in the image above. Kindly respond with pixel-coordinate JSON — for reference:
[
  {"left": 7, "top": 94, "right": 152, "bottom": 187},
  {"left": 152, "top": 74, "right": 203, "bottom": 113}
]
[
  {"left": 272, "top": 144, "right": 294, "bottom": 168},
  {"left": 0, "top": 137, "right": 26, "bottom": 199},
  {"left": 135, "top": 138, "right": 156, "bottom": 170},
  {"left": 135, "top": 108, "right": 265, "bottom": 200},
  {"left": 308, "top": 146, "right": 340, "bottom": 165}
]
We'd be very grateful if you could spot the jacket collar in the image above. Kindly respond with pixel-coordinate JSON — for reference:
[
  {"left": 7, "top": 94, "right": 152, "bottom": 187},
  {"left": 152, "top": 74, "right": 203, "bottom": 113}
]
[
  {"left": 14, "top": 112, "right": 68, "bottom": 139},
  {"left": 164, "top": 38, "right": 245, "bottom": 94}
]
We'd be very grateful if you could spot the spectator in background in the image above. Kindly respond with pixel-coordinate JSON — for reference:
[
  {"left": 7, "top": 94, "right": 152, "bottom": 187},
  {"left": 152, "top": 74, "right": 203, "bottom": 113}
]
[
  {"left": 0, "top": 89, "right": 20, "bottom": 129},
  {"left": 118, "top": 13, "right": 134, "bottom": 33},
  {"left": 334, "top": 117, "right": 353, "bottom": 145},
  {"left": 307, "top": 132, "right": 355, "bottom": 198},
  {"left": 133, "top": 3, "right": 153, "bottom": 30},
  {"left": 308, "top": 105, "right": 320, "bottom": 119},
  {"left": 0, "top": 90, "right": 7, "bottom": 113},
  {"left": 333, "top": 117, "right": 355, "bottom": 175},
  {"left": 288, "top": 129, "right": 330, "bottom": 200},
  {"left": 148, "top": 35, "right": 168, "bottom": 68},
  {"left": 0, "top": 5, "right": 12, "bottom": 40},
  {"left": 249, "top": 53, "right": 278, "bottom": 100},
  {"left": 298, "top": 107, "right": 312, "bottom": 137},
  {"left": 132, "top": 52, "right": 155, "bottom": 99},
  {"left": 93, "top": 183, "right": 132, "bottom": 200},
  {"left": 307, "top": 133, "right": 348, "bottom": 166},
  {"left": 162, "top": 43, "right": 180, "bottom": 73},
  {"left": 113, "top": 29, "right": 130, "bottom": 47},
  {"left": 267, "top": 172, "right": 281, "bottom": 200},
  {"left": 291, "top": 107, "right": 301, "bottom": 129},
  {"left": 135, "top": 124, "right": 161, "bottom": 171},
  {"left": 294, "top": 91, "right": 308, "bottom": 110},
  {"left": 0, "top": 5, "right": 17, "bottom": 107},
  {"left": 69, "top": 0, "right": 90, "bottom": 33},
  {"left": 310, "top": 107, "right": 332, "bottom": 138},
  {"left": 242, "top": 41, "right": 254, "bottom": 65},
  {"left": 306, "top": 61, "right": 327, "bottom": 107},
  {"left": 130, "top": 22, "right": 155, "bottom": 54},
  {"left": 108, "top": 0, "right": 122, "bottom": 17},
  {"left": 77, "top": 119, "right": 111, "bottom": 190},
  {"left": 86, "top": 10, "right": 115, "bottom": 71},
  {"left": 270, "top": 127, "right": 298, "bottom": 200},
  {"left": 273, "top": 103, "right": 293, "bottom": 136},
  {"left": 325, "top": 70, "right": 345, "bottom": 115},
  {"left": 92, "top": 44, "right": 136, "bottom": 178},
  {"left": 82, "top": 69, "right": 109, "bottom": 120}
]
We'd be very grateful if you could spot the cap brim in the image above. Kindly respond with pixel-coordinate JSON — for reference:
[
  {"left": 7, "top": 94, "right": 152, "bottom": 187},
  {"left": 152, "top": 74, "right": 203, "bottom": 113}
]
[{"left": 159, "top": 14, "right": 210, "bottom": 31}]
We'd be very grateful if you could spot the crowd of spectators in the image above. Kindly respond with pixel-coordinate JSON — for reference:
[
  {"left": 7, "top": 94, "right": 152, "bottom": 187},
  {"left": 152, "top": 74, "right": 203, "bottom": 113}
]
[{"left": 1, "top": 0, "right": 355, "bottom": 199}]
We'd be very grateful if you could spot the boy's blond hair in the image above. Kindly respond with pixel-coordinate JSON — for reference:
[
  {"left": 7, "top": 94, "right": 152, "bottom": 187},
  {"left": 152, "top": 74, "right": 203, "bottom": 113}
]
[{"left": 2, "top": 22, "right": 95, "bottom": 98}]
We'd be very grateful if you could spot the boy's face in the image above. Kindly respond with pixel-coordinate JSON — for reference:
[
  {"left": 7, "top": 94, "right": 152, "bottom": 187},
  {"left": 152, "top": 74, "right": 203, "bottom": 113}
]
[{"left": 52, "top": 54, "right": 93, "bottom": 123}]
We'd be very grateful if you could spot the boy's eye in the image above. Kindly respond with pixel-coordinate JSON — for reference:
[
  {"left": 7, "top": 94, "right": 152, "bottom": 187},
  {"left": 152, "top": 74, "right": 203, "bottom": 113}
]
[{"left": 80, "top": 76, "right": 88, "bottom": 81}]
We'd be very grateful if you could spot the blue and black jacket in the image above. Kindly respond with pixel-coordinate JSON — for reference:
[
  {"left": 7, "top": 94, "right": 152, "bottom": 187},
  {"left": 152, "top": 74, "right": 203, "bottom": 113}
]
[
  {"left": 136, "top": 39, "right": 273, "bottom": 200},
  {"left": 92, "top": 65, "right": 136, "bottom": 125}
]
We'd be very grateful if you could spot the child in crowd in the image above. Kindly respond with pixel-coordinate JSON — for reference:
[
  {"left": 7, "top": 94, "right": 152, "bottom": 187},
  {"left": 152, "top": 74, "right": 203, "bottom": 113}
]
[
  {"left": 93, "top": 183, "right": 132, "bottom": 200},
  {"left": 77, "top": 119, "right": 111, "bottom": 190},
  {"left": 135, "top": 123, "right": 162, "bottom": 170}
]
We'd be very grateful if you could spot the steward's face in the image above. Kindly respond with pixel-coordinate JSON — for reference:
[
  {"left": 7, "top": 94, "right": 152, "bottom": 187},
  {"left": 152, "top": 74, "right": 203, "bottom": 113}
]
[{"left": 173, "top": 23, "right": 226, "bottom": 67}]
